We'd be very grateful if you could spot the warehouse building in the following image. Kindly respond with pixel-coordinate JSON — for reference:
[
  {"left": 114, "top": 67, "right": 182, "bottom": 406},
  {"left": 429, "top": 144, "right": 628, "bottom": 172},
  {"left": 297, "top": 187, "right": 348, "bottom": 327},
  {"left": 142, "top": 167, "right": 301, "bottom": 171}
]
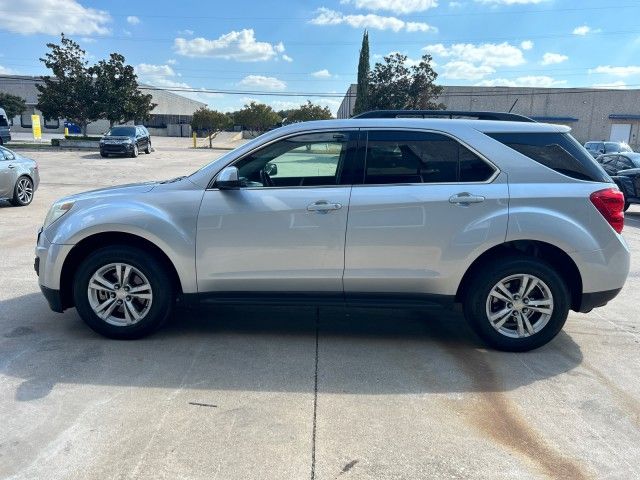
[
  {"left": 338, "top": 84, "right": 640, "bottom": 150},
  {"left": 0, "top": 75, "right": 206, "bottom": 137}
]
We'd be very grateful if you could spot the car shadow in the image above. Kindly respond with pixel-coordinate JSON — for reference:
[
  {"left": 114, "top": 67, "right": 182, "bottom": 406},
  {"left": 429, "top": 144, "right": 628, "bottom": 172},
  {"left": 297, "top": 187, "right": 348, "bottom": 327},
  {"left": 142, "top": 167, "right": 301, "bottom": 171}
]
[{"left": 1, "top": 292, "right": 583, "bottom": 401}]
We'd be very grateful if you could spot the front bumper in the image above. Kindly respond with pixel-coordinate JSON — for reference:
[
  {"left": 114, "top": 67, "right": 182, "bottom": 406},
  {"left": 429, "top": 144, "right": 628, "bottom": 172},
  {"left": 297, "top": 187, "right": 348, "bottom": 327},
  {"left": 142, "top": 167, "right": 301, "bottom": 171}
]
[
  {"left": 35, "top": 229, "right": 73, "bottom": 306},
  {"left": 40, "top": 284, "right": 64, "bottom": 313},
  {"left": 100, "top": 143, "right": 134, "bottom": 154}
]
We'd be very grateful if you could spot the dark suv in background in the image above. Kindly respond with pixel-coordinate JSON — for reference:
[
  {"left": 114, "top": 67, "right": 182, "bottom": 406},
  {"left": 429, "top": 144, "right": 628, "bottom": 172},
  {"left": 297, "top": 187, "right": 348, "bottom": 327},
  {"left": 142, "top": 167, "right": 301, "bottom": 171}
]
[
  {"left": 597, "top": 152, "right": 640, "bottom": 210},
  {"left": 0, "top": 107, "right": 11, "bottom": 145},
  {"left": 99, "top": 125, "right": 151, "bottom": 158}
]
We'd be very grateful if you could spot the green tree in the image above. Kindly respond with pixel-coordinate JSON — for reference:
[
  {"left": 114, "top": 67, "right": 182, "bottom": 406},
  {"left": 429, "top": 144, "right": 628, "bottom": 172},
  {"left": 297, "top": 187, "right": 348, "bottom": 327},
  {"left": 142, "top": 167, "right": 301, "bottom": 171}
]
[
  {"left": 367, "top": 53, "right": 444, "bottom": 111},
  {"left": 0, "top": 92, "right": 27, "bottom": 119},
  {"left": 353, "top": 30, "right": 370, "bottom": 116},
  {"left": 191, "top": 107, "right": 232, "bottom": 148},
  {"left": 91, "top": 53, "right": 156, "bottom": 126},
  {"left": 234, "top": 101, "right": 281, "bottom": 136},
  {"left": 285, "top": 101, "right": 333, "bottom": 124},
  {"left": 36, "top": 34, "right": 99, "bottom": 136}
]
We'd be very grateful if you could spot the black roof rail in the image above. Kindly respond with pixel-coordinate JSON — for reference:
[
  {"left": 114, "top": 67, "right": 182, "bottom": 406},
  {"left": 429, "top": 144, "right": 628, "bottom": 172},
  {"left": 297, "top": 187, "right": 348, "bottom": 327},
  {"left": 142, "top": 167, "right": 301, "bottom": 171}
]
[{"left": 352, "top": 110, "right": 536, "bottom": 122}]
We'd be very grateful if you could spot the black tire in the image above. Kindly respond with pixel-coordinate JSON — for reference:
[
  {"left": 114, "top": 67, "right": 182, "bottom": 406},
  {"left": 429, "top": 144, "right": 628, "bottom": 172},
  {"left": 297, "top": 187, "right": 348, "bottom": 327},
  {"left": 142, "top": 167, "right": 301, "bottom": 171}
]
[
  {"left": 131, "top": 144, "right": 139, "bottom": 158},
  {"left": 73, "top": 246, "right": 174, "bottom": 339},
  {"left": 9, "top": 175, "right": 34, "bottom": 206},
  {"left": 624, "top": 201, "right": 631, "bottom": 212},
  {"left": 100, "top": 151, "right": 108, "bottom": 158},
  {"left": 0, "top": 137, "right": 3, "bottom": 145},
  {"left": 145, "top": 141, "right": 151, "bottom": 154},
  {"left": 463, "top": 256, "right": 570, "bottom": 352}
]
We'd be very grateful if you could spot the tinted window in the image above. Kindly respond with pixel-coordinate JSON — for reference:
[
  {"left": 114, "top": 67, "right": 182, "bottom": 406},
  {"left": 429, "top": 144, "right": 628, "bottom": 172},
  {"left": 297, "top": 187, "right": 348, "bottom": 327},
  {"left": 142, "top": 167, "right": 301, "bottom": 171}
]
[
  {"left": 234, "top": 131, "right": 354, "bottom": 187},
  {"left": 108, "top": 126, "right": 136, "bottom": 136},
  {"left": 487, "top": 132, "right": 610, "bottom": 182},
  {"left": 0, "top": 115, "right": 8, "bottom": 127},
  {"left": 364, "top": 130, "right": 494, "bottom": 184}
]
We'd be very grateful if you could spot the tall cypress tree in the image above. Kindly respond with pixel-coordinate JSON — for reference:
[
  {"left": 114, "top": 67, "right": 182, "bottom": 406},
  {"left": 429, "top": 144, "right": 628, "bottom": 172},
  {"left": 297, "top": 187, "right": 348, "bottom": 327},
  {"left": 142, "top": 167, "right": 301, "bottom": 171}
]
[{"left": 353, "top": 30, "right": 370, "bottom": 116}]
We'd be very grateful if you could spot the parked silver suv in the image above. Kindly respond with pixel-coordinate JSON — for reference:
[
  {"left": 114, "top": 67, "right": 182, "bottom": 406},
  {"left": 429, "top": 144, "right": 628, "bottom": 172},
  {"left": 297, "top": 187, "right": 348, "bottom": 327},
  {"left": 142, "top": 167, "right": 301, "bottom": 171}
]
[{"left": 35, "top": 111, "right": 630, "bottom": 351}]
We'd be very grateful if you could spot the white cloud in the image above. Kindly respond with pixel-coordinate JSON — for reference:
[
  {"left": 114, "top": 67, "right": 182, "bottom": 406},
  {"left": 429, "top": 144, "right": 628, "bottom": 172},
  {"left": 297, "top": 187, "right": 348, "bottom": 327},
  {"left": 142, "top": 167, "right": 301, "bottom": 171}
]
[
  {"left": 126, "top": 16, "right": 140, "bottom": 25},
  {"left": 136, "top": 63, "right": 176, "bottom": 77},
  {"left": 310, "top": 8, "right": 436, "bottom": 32},
  {"left": 476, "top": 0, "right": 549, "bottom": 4},
  {"left": 0, "top": 65, "right": 14, "bottom": 75},
  {"left": 449, "top": 1, "right": 463, "bottom": 6},
  {"left": 166, "top": 59, "right": 177, "bottom": 65},
  {"left": 312, "top": 69, "right": 332, "bottom": 78},
  {"left": 592, "top": 81, "right": 628, "bottom": 89},
  {"left": 282, "top": 54, "right": 293, "bottom": 62},
  {"left": 572, "top": 25, "right": 600, "bottom": 36},
  {"left": 377, "top": 51, "right": 424, "bottom": 67},
  {"left": 0, "top": 0, "right": 110, "bottom": 35},
  {"left": 174, "top": 30, "right": 287, "bottom": 62},
  {"left": 589, "top": 65, "right": 640, "bottom": 77},
  {"left": 178, "top": 29, "right": 194, "bottom": 36},
  {"left": 520, "top": 40, "right": 533, "bottom": 50},
  {"left": 476, "top": 76, "right": 566, "bottom": 87},
  {"left": 238, "top": 75, "right": 287, "bottom": 91},
  {"left": 340, "top": 0, "right": 439, "bottom": 14},
  {"left": 424, "top": 42, "right": 525, "bottom": 67},
  {"left": 541, "top": 52, "right": 568, "bottom": 65},
  {"left": 442, "top": 61, "right": 495, "bottom": 80}
]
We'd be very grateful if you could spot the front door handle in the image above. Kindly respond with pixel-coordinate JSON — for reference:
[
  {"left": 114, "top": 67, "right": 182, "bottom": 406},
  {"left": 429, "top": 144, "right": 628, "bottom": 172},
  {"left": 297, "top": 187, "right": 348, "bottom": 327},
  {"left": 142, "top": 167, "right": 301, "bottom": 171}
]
[
  {"left": 307, "top": 200, "right": 343, "bottom": 213},
  {"left": 449, "top": 192, "right": 485, "bottom": 206},
  {"left": 7, "top": 164, "right": 15, "bottom": 169}
]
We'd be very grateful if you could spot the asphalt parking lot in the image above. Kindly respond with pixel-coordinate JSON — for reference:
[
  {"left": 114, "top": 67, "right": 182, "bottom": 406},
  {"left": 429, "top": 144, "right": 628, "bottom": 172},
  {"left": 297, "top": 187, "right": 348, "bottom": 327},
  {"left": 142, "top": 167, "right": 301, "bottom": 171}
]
[{"left": 1, "top": 140, "right": 640, "bottom": 479}]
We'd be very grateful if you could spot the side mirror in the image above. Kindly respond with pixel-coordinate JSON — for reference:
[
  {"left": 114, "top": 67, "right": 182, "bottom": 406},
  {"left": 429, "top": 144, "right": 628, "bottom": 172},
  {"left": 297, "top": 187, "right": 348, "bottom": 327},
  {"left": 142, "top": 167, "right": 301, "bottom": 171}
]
[
  {"left": 216, "top": 166, "right": 241, "bottom": 189},
  {"left": 264, "top": 163, "right": 278, "bottom": 176}
]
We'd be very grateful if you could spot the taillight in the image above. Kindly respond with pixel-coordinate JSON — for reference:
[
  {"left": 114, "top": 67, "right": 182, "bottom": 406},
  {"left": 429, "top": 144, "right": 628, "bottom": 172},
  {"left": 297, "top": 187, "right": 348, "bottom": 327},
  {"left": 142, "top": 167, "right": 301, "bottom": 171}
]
[{"left": 590, "top": 188, "right": 624, "bottom": 233}]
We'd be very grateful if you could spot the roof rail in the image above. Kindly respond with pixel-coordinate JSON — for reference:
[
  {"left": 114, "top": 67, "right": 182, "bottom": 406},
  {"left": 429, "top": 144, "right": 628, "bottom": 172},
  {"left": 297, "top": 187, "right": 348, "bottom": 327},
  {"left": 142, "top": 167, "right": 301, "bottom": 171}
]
[{"left": 352, "top": 110, "right": 536, "bottom": 122}]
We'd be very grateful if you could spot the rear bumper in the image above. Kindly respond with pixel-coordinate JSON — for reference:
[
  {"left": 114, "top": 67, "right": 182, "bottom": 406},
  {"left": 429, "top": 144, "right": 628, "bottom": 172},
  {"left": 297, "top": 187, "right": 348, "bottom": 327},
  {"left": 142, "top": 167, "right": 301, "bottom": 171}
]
[{"left": 578, "top": 288, "right": 622, "bottom": 313}]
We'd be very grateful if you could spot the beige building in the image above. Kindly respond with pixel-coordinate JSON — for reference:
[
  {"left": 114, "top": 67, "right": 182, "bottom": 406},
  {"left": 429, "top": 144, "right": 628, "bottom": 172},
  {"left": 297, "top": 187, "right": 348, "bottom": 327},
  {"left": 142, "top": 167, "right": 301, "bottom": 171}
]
[
  {"left": 338, "top": 84, "right": 640, "bottom": 150},
  {"left": 0, "top": 75, "right": 206, "bottom": 137}
]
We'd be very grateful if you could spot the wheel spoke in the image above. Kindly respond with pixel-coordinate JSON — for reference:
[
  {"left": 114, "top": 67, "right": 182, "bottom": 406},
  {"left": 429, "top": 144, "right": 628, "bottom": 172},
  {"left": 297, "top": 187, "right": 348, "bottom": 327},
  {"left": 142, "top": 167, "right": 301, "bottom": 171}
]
[
  {"left": 130, "top": 292, "right": 151, "bottom": 300},
  {"left": 496, "top": 283, "right": 514, "bottom": 301},
  {"left": 128, "top": 284, "right": 150, "bottom": 294},
  {"left": 122, "top": 265, "right": 132, "bottom": 287},
  {"left": 95, "top": 297, "right": 116, "bottom": 318},
  {"left": 515, "top": 313, "right": 526, "bottom": 337},
  {"left": 489, "top": 308, "right": 512, "bottom": 329},
  {"left": 527, "top": 299, "right": 551, "bottom": 307},
  {"left": 89, "top": 273, "right": 116, "bottom": 292},
  {"left": 518, "top": 275, "right": 530, "bottom": 298},
  {"left": 124, "top": 300, "right": 141, "bottom": 323},
  {"left": 521, "top": 312, "right": 535, "bottom": 335},
  {"left": 528, "top": 305, "right": 552, "bottom": 315},
  {"left": 523, "top": 278, "right": 538, "bottom": 299}
]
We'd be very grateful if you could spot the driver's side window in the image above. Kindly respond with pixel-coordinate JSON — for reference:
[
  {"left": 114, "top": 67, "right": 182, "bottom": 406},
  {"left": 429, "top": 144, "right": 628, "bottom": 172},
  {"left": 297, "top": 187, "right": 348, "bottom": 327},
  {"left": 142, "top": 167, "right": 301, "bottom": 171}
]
[{"left": 234, "top": 131, "right": 353, "bottom": 188}]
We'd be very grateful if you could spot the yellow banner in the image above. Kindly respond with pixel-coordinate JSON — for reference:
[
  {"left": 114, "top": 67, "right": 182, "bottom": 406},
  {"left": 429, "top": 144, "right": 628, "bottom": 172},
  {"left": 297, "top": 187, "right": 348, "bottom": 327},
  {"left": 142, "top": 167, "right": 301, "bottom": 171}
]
[{"left": 31, "top": 114, "right": 42, "bottom": 140}]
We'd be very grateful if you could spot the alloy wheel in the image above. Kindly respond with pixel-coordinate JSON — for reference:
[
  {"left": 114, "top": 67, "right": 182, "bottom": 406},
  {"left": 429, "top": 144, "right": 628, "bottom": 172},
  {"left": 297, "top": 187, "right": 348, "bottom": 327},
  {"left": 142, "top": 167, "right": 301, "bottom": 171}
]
[
  {"left": 485, "top": 273, "right": 554, "bottom": 338},
  {"left": 16, "top": 177, "right": 33, "bottom": 204},
  {"left": 87, "top": 262, "right": 153, "bottom": 326}
]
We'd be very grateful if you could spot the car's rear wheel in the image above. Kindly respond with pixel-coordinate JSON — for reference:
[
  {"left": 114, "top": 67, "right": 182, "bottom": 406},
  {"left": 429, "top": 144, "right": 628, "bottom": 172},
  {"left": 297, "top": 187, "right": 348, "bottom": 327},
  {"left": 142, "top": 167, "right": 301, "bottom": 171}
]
[
  {"left": 9, "top": 176, "right": 34, "bottom": 206},
  {"left": 463, "top": 256, "right": 569, "bottom": 351},
  {"left": 73, "top": 246, "right": 174, "bottom": 339}
]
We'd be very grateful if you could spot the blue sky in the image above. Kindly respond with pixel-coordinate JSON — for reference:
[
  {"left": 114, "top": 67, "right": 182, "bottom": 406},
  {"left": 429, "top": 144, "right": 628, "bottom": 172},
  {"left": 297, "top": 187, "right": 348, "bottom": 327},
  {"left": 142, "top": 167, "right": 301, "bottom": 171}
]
[{"left": 1, "top": 0, "right": 639, "bottom": 113}]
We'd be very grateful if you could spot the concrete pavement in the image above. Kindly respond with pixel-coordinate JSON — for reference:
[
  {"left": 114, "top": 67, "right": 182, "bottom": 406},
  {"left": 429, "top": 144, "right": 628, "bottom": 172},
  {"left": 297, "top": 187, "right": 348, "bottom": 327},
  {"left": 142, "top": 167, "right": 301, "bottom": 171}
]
[{"left": 1, "top": 146, "right": 639, "bottom": 479}]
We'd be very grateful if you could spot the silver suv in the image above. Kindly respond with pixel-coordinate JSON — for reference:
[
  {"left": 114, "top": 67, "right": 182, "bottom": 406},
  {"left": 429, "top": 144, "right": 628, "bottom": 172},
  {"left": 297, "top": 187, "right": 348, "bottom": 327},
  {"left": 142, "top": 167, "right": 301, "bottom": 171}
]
[{"left": 35, "top": 111, "right": 630, "bottom": 351}]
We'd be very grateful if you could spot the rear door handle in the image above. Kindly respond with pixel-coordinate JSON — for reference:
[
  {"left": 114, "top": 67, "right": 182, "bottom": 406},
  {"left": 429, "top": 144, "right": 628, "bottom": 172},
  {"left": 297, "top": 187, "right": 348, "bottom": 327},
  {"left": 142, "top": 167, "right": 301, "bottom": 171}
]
[
  {"left": 449, "top": 192, "right": 485, "bottom": 205},
  {"left": 307, "top": 200, "right": 343, "bottom": 213}
]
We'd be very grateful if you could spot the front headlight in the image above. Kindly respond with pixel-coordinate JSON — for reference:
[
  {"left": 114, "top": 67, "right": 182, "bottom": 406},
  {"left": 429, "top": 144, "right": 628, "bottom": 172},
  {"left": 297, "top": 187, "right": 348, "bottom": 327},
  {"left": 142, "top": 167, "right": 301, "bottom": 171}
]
[
  {"left": 43, "top": 201, "right": 75, "bottom": 229},
  {"left": 123, "top": 138, "right": 133, "bottom": 144}
]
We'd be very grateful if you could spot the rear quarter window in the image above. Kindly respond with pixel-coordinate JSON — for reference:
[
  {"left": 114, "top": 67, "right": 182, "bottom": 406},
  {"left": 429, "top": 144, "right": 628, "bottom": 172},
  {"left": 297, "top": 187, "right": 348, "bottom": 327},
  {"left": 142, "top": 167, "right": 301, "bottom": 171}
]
[{"left": 487, "top": 132, "right": 610, "bottom": 182}]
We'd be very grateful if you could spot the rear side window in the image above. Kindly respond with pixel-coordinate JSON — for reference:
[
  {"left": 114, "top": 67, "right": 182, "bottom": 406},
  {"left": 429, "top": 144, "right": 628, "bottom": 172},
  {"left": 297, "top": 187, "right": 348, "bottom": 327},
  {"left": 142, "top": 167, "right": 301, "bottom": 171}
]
[
  {"left": 487, "top": 132, "right": 610, "bottom": 182},
  {"left": 365, "top": 130, "right": 495, "bottom": 184}
]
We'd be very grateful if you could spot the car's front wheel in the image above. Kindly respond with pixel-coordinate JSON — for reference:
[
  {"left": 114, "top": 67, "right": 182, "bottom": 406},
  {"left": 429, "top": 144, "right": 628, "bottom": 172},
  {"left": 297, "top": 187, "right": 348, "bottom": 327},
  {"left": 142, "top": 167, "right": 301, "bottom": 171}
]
[
  {"left": 463, "top": 256, "right": 569, "bottom": 351},
  {"left": 73, "top": 246, "right": 174, "bottom": 339},
  {"left": 145, "top": 141, "right": 151, "bottom": 154},
  {"left": 131, "top": 144, "right": 139, "bottom": 158}
]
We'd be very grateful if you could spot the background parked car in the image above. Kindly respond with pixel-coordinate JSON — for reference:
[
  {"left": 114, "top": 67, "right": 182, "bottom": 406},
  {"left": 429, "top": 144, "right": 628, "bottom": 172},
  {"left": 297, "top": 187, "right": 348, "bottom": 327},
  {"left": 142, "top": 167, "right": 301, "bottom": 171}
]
[
  {"left": 99, "top": 125, "right": 151, "bottom": 158},
  {"left": 597, "top": 152, "right": 640, "bottom": 210},
  {"left": 584, "top": 140, "right": 632, "bottom": 158},
  {"left": 0, "top": 145, "right": 39, "bottom": 206},
  {"left": 0, "top": 107, "right": 11, "bottom": 145}
]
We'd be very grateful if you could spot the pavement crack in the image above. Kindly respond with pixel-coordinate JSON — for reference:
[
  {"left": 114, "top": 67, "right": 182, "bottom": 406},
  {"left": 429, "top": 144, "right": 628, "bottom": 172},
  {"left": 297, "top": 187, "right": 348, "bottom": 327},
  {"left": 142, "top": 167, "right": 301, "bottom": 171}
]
[{"left": 310, "top": 306, "right": 320, "bottom": 480}]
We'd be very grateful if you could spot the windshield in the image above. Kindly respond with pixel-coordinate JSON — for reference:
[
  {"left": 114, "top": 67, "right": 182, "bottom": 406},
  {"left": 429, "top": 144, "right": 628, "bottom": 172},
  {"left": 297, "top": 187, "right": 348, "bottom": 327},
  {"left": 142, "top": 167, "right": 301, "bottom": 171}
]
[
  {"left": 107, "top": 126, "right": 136, "bottom": 137},
  {"left": 605, "top": 142, "right": 632, "bottom": 153}
]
